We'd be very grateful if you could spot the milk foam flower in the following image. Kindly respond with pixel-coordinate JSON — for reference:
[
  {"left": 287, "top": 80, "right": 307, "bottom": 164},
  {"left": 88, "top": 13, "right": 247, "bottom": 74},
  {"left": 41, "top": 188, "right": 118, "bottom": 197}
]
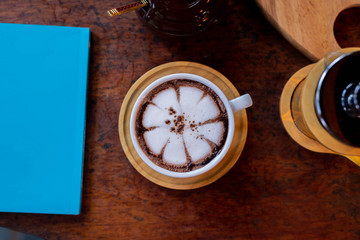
[{"left": 139, "top": 81, "right": 227, "bottom": 170}]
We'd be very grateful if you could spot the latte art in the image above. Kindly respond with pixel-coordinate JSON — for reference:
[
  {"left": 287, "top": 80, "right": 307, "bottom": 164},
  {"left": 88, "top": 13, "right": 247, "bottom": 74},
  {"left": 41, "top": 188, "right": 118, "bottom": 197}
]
[{"left": 135, "top": 79, "right": 228, "bottom": 172}]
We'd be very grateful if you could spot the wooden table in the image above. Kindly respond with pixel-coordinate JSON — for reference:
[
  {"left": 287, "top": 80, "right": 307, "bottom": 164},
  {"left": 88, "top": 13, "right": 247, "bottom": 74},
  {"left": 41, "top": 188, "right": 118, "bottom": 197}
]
[{"left": 1, "top": 0, "right": 360, "bottom": 239}]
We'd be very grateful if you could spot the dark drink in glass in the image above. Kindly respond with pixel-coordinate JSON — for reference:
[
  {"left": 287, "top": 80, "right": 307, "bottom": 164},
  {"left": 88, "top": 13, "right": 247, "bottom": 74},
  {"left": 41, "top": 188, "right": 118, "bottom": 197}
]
[
  {"left": 137, "top": 0, "right": 228, "bottom": 37},
  {"left": 315, "top": 51, "right": 360, "bottom": 146}
]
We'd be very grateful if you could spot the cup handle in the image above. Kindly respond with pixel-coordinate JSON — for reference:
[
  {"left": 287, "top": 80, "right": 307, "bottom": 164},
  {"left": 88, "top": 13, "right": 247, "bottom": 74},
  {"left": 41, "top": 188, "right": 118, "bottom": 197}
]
[{"left": 229, "top": 94, "right": 253, "bottom": 112}]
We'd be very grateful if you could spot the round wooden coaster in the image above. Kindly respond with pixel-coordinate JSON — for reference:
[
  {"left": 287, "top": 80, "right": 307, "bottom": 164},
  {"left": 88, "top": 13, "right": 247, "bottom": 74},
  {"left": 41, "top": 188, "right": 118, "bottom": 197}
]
[
  {"left": 301, "top": 48, "right": 360, "bottom": 156},
  {"left": 280, "top": 64, "right": 333, "bottom": 154},
  {"left": 280, "top": 49, "right": 360, "bottom": 167},
  {"left": 119, "top": 61, "right": 248, "bottom": 190}
]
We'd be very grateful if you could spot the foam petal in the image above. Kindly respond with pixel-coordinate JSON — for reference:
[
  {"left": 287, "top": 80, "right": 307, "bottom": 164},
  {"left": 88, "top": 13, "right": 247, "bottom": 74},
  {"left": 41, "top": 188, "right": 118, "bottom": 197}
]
[
  {"left": 186, "top": 95, "right": 220, "bottom": 123},
  {"left": 144, "top": 128, "right": 170, "bottom": 155},
  {"left": 142, "top": 104, "right": 171, "bottom": 128},
  {"left": 197, "top": 122, "right": 226, "bottom": 145},
  {"left": 152, "top": 88, "right": 182, "bottom": 114},
  {"left": 183, "top": 129, "right": 212, "bottom": 163},
  {"left": 179, "top": 86, "right": 204, "bottom": 116},
  {"left": 162, "top": 133, "right": 187, "bottom": 166}
]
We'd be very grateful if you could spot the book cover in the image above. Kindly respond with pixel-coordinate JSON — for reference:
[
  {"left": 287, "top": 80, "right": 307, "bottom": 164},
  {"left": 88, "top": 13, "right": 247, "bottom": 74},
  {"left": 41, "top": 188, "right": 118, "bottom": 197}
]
[{"left": 0, "top": 23, "right": 90, "bottom": 214}]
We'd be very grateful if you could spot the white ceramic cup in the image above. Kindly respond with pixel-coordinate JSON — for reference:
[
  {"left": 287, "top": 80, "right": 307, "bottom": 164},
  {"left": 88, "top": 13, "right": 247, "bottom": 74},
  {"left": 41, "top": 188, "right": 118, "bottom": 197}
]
[{"left": 130, "top": 73, "right": 252, "bottom": 178}]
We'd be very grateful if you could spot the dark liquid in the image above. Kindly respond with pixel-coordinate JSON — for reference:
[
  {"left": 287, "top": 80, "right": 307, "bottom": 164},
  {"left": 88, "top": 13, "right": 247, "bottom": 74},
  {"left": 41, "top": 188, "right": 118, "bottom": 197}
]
[
  {"left": 137, "top": 0, "right": 228, "bottom": 37},
  {"left": 316, "top": 51, "right": 360, "bottom": 146}
]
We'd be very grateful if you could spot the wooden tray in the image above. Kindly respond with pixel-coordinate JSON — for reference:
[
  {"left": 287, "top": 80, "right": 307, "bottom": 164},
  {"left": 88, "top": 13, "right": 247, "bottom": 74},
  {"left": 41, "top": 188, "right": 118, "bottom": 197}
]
[
  {"left": 118, "top": 61, "right": 248, "bottom": 190},
  {"left": 255, "top": 0, "right": 360, "bottom": 61}
]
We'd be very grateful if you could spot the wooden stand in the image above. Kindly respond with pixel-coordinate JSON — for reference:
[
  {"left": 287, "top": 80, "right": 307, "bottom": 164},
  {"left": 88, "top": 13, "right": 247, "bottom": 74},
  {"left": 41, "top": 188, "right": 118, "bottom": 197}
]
[
  {"left": 280, "top": 48, "right": 360, "bottom": 167},
  {"left": 118, "top": 61, "right": 248, "bottom": 189}
]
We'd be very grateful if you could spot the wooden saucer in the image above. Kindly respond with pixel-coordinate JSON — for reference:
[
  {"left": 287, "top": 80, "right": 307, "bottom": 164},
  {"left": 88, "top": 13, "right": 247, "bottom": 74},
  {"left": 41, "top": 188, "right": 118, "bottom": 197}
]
[
  {"left": 279, "top": 64, "right": 332, "bottom": 154},
  {"left": 118, "top": 61, "right": 248, "bottom": 190}
]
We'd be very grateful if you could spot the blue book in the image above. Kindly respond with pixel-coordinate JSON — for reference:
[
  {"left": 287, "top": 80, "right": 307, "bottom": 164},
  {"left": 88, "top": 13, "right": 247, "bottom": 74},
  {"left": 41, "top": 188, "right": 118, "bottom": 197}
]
[{"left": 0, "top": 23, "right": 90, "bottom": 214}]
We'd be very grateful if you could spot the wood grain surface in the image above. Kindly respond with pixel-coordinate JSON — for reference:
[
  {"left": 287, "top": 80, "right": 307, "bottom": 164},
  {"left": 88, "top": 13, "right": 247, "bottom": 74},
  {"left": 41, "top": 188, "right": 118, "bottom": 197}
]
[
  {"left": 1, "top": 0, "right": 360, "bottom": 239},
  {"left": 255, "top": 0, "right": 360, "bottom": 61}
]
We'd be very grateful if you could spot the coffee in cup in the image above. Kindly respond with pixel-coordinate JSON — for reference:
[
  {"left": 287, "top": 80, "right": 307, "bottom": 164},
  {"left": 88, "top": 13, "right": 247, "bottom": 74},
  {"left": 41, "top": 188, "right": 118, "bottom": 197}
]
[
  {"left": 130, "top": 73, "right": 252, "bottom": 178},
  {"left": 134, "top": 78, "right": 229, "bottom": 172}
]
